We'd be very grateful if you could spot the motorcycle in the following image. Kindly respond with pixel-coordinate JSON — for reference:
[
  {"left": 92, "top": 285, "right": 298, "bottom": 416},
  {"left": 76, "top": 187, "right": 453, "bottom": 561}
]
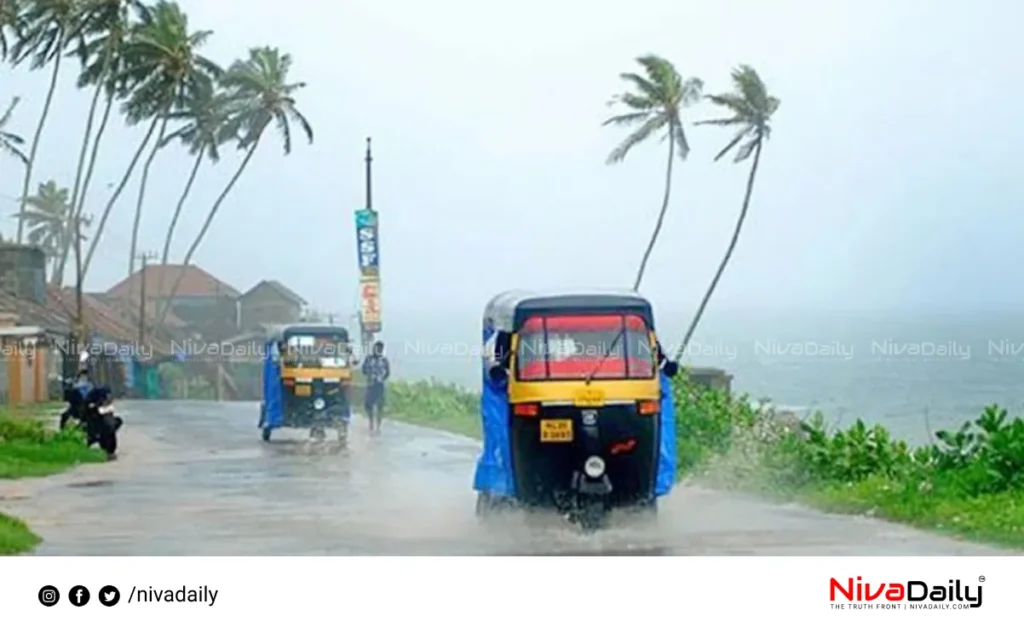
[
  {"left": 59, "top": 381, "right": 122, "bottom": 460},
  {"left": 83, "top": 387, "right": 122, "bottom": 459}
]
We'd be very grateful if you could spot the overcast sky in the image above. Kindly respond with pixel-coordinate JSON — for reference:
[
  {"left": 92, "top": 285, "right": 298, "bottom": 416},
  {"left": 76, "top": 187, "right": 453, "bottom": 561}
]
[{"left": 1, "top": 0, "right": 1020, "bottom": 331}]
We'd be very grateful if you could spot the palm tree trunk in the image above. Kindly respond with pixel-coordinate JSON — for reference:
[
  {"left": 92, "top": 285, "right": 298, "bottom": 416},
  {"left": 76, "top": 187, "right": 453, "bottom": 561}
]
[
  {"left": 161, "top": 150, "right": 203, "bottom": 266},
  {"left": 157, "top": 139, "right": 260, "bottom": 328},
  {"left": 53, "top": 79, "right": 106, "bottom": 286},
  {"left": 82, "top": 116, "right": 161, "bottom": 279},
  {"left": 674, "top": 140, "right": 763, "bottom": 364},
  {"left": 15, "top": 39, "right": 63, "bottom": 244},
  {"left": 128, "top": 114, "right": 169, "bottom": 277},
  {"left": 75, "top": 87, "right": 115, "bottom": 220},
  {"left": 632, "top": 127, "right": 676, "bottom": 291}
]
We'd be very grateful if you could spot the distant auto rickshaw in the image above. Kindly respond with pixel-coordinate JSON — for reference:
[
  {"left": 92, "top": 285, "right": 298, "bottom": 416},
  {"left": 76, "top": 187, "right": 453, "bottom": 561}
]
[
  {"left": 258, "top": 324, "right": 355, "bottom": 442},
  {"left": 473, "top": 289, "right": 679, "bottom": 531}
]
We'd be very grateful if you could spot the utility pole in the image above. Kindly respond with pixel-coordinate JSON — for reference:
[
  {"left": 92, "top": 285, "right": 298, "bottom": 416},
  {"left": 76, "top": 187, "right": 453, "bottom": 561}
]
[
  {"left": 71, "top": 212, "right": 89, "bottom": 374},
  {"left": 135, "top": 250, "right": 158, "bottom": 347},
  {"left": 360, "top": 137, "right": 375, "bottom": 352},
  {"left": 365, "top": 136, "right": 373, "bottom": 211}
]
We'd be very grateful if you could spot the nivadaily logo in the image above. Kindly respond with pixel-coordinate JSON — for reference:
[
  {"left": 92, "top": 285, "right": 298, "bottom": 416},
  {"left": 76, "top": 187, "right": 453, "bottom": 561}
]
[{"left": 830, "top": 576, "right": 984, "bottom": 610}]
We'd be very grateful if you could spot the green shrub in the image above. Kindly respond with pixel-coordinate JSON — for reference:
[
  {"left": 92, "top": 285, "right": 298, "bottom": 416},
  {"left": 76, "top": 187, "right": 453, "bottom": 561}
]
[{"left": 0, "top": 413, "right": 105, "bottom": 479}]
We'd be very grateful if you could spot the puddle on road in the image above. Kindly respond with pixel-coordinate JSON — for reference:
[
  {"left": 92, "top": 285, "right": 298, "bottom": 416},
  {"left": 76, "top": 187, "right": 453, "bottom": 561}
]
[{"left": 66, "top": 480, "right": 115, "bottom": 489}]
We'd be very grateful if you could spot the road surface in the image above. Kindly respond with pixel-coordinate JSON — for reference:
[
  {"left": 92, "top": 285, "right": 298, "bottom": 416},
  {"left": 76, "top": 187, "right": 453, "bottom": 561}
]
[{"left": 0, "top": 401, "right": 1014, "bottom": 555}]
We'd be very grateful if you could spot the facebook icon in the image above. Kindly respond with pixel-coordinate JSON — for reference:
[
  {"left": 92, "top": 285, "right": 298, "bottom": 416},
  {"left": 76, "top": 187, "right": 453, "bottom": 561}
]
[{"left": 69, "top": 585, "right": 90, "bottom": 606}]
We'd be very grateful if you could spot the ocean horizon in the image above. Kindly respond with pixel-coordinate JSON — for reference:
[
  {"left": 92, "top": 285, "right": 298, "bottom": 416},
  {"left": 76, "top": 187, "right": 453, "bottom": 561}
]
[{"left": 377, "top": 309, "right": 1024, "bottom": 445}]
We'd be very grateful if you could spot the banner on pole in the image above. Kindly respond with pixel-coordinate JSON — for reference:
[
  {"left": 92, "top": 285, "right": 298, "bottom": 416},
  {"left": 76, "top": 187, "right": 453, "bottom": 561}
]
[
  {"left": 354, "top": 209, "right": 379, "bottom": 275},
  {"left": 359, "top": 275, "right": 382, "bottom": 333}
]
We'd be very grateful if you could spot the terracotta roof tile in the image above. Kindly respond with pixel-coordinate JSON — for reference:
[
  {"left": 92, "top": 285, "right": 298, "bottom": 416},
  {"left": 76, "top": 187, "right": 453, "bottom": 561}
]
[{"left": 106, "top": 264, "right": 240, "bottom": 299}]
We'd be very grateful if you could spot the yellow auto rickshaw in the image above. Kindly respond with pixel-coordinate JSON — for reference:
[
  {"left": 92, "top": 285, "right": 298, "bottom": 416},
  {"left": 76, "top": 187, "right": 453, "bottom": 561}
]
[
  {"left": 258, "top": 323, "right": 355, "bottom": 442},
  {"left": 473, "top": 289, "right": 679, "bottom": 531}
]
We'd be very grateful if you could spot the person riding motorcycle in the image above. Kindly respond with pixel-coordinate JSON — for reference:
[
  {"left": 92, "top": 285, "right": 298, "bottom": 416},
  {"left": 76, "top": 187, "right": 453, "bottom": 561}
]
[{"left": 59, "top": 369, "right": 94, "bottom": 430}]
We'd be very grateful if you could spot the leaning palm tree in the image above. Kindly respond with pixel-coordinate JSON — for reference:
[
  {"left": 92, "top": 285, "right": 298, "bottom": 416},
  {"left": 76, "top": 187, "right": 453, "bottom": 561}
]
[
  {"left": 81, "top": 0, "right": 218, "bottom": 279},
  {"left": 156, "top": 46, "right": 312, "bottom": 328},
  {"left": 159, "top": 73, "right": 231, "bottom": 265},
  {"left": 120, "top": 0, "right": 217, "bottom": 278},
  {"left": 0, "top": 96, "right": 29, "bottom": 167},
  {"left": 13, "top": 179, "right": 90, "bottom": 282},
  {"left": 54, "top": 0, "right": 137, "bottom": 286},
  {"left": 674, "top": 65, "right": 779, "bottom": 362},
  {"left": 604, "top": 55, "right": 702, "bottom": 291},
  {"left": 9, "top": 0, "right": 85, "bottom": 244}
]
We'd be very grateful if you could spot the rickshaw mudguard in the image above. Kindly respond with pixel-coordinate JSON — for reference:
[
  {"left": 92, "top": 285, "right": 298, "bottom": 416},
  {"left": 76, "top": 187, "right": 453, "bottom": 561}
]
[
  {"left": 262, "top": 344, "right": 284, "bottom": 429},
  {"left": 655, "top": 372, "right": 677, "bottom": 496}
]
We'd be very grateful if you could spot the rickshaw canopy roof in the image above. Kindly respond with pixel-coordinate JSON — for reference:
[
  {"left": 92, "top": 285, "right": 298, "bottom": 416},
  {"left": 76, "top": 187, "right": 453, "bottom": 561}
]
[
  {"left": 483, "top": 288, "right": 654, "bottom": 333},
  {"left": 265, "top": 323, "right": 350, "bottom": 342}
]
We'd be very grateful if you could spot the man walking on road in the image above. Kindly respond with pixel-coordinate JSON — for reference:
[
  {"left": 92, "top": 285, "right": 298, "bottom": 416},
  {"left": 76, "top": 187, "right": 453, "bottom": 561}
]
[{"left": 362, "top": 341, "right": 390, "bottom": 435}]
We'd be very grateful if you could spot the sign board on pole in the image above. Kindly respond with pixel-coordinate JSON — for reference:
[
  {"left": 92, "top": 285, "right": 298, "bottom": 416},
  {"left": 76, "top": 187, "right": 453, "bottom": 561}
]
[
  {"left": 354, "top": 209, "right": 379, "bottom": 274},
  {"left": 354, "top": 208, "right": 382, "bottom": 333},
  {"left": 359, "top": 276, "right": 381, "bottom": 333}
]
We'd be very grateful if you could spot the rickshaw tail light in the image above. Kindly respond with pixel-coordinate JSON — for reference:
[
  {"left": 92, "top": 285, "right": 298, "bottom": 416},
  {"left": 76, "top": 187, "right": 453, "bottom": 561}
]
[
  {"left": 513, "top": 403, "right": 539, "bottom": 417},
  {"left": 638, "top": 400, "right": 660, "bottom": 415},
  {"left": 283, "top": 378, "right": 295, "bottom": 386}
]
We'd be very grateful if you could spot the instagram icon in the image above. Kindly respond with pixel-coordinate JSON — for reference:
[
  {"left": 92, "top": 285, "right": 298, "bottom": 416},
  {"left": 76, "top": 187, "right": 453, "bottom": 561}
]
[{"left": 38, "top": 585, "right": 60, "bottom": 607}]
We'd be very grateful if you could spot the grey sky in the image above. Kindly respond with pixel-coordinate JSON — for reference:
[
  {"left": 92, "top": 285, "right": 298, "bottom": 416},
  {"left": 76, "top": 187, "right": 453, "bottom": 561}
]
[{"left": 1, "top": 0, "right": 1019, "bottom": 329}]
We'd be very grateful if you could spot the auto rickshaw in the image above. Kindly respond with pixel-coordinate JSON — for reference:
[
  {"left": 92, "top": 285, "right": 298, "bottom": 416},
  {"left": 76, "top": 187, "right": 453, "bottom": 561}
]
[
  {"left": 258, "top": 323, "right": 356, "bottom": 442},
  {"left": 473, "top": 289, "right": 679, "bottom": 531}
]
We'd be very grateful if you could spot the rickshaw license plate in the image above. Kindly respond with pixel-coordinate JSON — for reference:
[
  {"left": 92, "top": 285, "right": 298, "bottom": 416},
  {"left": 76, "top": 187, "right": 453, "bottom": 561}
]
[
  {"left": 540, "top": 419, "right": 573, "bottom": 443},
  {"left": 294, "top": 384, "right": 311, "bottom": 396},
  {"left": 573, "top": 387, "right": 605, "bottom": 407}
]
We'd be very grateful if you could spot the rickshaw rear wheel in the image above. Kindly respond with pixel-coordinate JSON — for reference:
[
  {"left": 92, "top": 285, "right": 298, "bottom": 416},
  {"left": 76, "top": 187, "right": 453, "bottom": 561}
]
[{"left": 576, "top": 499, "right": 608, "bottom": 533}]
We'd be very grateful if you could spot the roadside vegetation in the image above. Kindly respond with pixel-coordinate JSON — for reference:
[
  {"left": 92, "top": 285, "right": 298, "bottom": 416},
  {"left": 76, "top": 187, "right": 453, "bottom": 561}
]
[
  {"left": 384, "top": 376, "right": 1024, "bottom": 549},
  {"left": 0, "top": 404, "right": 106, "bottom": 554}
]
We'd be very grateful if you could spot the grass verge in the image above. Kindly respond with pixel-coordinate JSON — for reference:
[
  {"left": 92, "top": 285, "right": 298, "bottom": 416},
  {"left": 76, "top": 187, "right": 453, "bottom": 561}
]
[
  {"left": 0, "top": 404, "right": 108, "bottom": 555},
  {"left": 384, "top": 376, "right": 1024, "bottom": 549}
]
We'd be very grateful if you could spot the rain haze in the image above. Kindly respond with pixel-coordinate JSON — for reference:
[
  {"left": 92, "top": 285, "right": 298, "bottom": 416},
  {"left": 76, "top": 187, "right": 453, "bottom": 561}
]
[{"left": 1, "top": 0, "right": 1022, "bottom": 556}]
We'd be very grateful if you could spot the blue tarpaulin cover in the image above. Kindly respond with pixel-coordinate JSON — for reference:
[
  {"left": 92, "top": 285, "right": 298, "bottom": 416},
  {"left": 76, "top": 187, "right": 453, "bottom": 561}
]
[
  {"left": 473, "top": 327, "right": 679, "bottom": 498},
  {"left": 261, "top": 342, "right": 284, "bottom": 428},
  {"left": 473, "top": 322, "right": 516, "bottom": 496},
  {"left": 654, "top": 371, "right": 676, "bottom": 495}
]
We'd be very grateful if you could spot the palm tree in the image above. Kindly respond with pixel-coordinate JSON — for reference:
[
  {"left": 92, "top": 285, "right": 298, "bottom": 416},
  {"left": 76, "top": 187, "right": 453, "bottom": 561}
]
[
  {"left": 0, "top": 96, "right": 29, "bottom": 167},
  {"left": 120, "top": 0, "right": 218, "bottom": 278},
  {"left": 12, "top": 179, "right": 90, "bottom": 282},
  {"left": 156, "top": 46, "right": 312, "bottom": 327},
  {"left": 9, "top": 0, "right": 86, "bottom": 244},
  {"left": 81, "top": 0, "right": 218, "bottom": 279},
  {"left": 0, "top": 0, "right": 23, "bottom": 62},
  {"left": 54, "top": 0, "right": 136, "bottom": 286},
  {"left": 604, "top": 55, "right": 703, "bottom": 291},
  {"left": 674, "top": 65, "right": 779, "bottom": 363},
  {"left": 159, "top": 73, "right": 230, "bottom": 265}
]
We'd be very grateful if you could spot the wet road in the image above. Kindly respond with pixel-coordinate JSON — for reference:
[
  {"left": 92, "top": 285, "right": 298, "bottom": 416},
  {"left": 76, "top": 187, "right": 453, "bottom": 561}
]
[{"left": 0, "top": 401, "right": 1014, "bottom": 555}]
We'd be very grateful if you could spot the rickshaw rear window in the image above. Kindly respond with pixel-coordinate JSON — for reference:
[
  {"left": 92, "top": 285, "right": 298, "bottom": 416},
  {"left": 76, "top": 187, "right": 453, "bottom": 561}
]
[
  {"left": 283, "top": 334, "right": 350, "bottom": 368},
  {"left": 516, "top": 314, "right": 655, "bottom": 381}
]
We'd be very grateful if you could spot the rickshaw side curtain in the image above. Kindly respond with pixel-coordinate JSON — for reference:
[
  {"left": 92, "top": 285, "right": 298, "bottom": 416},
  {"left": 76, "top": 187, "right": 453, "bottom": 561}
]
[
  {"left": 262, "top": 343, "right": 284, "bottom": 427},
  {"left": 473, "top": 324, "right": 516, "bottom": 497},
  {"left": 655, "top": 371, "right": 677, "bottom": 496}
]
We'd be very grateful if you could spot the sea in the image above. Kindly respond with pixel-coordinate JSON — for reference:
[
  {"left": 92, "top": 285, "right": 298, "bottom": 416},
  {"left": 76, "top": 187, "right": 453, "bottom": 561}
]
[{"left": 378, "top": 309, "right": 1024, "bottom": 446}]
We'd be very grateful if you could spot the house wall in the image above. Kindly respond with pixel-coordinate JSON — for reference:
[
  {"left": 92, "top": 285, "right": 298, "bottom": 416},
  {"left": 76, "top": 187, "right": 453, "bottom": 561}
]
[
  {"left": 239, "top": 285, "right": 302, "bottom": 331},
  {"left": 0, "top": 338, "right": 50, "bottom": 404}
]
